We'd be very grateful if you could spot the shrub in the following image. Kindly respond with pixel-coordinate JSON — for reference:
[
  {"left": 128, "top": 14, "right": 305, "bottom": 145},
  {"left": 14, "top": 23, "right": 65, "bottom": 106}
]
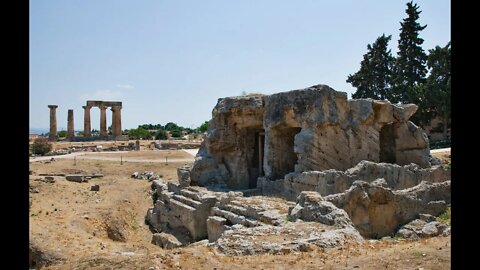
[
  {"left": 57, "top": 130, "right": 67, "bottom": 138},
  {"left": 31, "top": 138, "right": 52, "bottom": 156}
]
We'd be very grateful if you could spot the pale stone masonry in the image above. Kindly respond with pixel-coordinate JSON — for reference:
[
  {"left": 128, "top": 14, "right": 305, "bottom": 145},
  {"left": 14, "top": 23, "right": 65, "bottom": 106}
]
[
  {"left": 85, "top": 100, "right": 123, "bottom": 138},
  {"left": 48, "top": 105, "right": 58, "bottom": 141},
  {"left": 99, "top": 105, "right": 107, "bottom": 138},
  {"left": 111, "top": 105, "right": 122, "bottom": 136},
  {"left": 48, "top": 100, "right": 123, "bottom": 141},
  {"left": 83, "top": 106, "right": 91, "bottom": 137},
  {"left": 190, "top": 84, "right": 431, "bottom": 190},
  {"left": 67, "top": 109, "right": 74, "bottom": 139}
]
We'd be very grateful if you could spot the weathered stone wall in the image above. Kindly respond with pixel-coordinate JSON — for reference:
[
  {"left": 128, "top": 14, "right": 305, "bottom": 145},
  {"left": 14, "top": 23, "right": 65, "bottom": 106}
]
[
  {"left": 272, "top": 160, "right": 450, "bottom": 201},
  {"left": 191, "top": 95, "right": 265, "bottom": 189},
  {"left": 191, "top": 84, "right": 431, "bottom": 190}
]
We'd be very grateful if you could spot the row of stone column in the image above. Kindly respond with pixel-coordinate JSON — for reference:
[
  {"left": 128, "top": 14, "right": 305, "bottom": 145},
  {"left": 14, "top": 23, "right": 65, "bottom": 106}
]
[{"left": 48, "top": 105, "right": 122, "bottom": 140}]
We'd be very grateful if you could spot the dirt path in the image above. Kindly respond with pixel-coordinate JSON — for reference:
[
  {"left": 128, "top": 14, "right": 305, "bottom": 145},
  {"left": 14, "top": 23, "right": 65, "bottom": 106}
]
[
  {"left": 30, "top": 150, "right": 196, "bottom": 163},
  {"left": 182, "top": 149, "right": 199, "bottom": 157},
  {"left": 30, "top": 147, "right": 451, "bottom": 269}
]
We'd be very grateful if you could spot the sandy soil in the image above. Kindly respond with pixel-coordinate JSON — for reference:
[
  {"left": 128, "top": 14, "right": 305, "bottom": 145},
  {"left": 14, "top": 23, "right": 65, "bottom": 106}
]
[{"left": 29, "top": 145, "right": 451, "bottom": 269}]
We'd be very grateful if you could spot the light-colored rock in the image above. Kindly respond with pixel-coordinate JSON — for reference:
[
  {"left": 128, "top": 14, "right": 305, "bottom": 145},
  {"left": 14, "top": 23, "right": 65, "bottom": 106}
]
[
  {"left": 215, "top": 222, "right": 363, "bottom": 256},
  {"left": 151, "top": 233, "right": 183, "bottom": 249},
  {"left": 325, "top": 180, "right": 450, "bottom": 238},
  {"left": 289, "top": 191, "right": 352, "bottom": 228},
  {"left": 419, "top": 213, "right": 436, "bottom": 222},
  {"left": 146, "top": 186, "right": 220, "bottom": 241},
  {"left": 280, "top": 161, "right": 450, "bottom": 200},
  {"left": 65, "top": 174, "right": 86, "bottom": 182},
  {"left": 396, "top": 219, "right": 450, "bottom": 239},
  {"left": 207, "top": 216, "right": 228, "bottom": 242},
  {"left": 177, "top": 166, "right": 191, "bottom": 187},
  {"left": 191, "top": 84, "right": 431, "bottom": 190}
]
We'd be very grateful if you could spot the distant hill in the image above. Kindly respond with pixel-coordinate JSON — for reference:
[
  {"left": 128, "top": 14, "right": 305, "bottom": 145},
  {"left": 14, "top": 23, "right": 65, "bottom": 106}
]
[{"left": 29, "top": 128, "right": 49, "bottom": 135}]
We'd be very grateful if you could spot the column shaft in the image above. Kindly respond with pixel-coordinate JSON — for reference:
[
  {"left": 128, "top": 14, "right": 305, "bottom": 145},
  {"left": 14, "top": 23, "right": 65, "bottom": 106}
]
[
  {"left": 83, "top": 106, "right": 91, "bottom": 137},
  {"left": 67, "top": 109, "right": 74, "bottom": 139},
  {"left": 100, "top": 106, "right": 108, "bottom": 138},
  {"left": 111, "top": 106, "right": 122, "bottom": 137},
  {"left": 48, "top": 105, "right": 58, "bottom": 141}
]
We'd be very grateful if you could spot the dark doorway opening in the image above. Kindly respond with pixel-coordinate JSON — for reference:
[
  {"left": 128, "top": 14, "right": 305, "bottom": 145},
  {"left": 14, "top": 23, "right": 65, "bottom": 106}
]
[
  {"left": 270, "top": 127, "right": 301, "bottom": 180},
  {"left": 379, "top": 123, "right": 396, "bottom": 163},
  {"left": 248, "top": 130, "right": 265, "bottom": 188}
]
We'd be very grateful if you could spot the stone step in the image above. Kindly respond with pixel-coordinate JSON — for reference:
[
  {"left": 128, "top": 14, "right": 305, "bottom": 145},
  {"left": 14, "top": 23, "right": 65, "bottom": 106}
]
[
  {"left": 224, "top": 201, "right": 287, "bottom": 226},
  {"left": 169, "top": 198, "right": 196, "bottom": 212},
  {"left": 219, "top": 204, "right": 249, "bottom": 218},
  {"left": 256, "top": 210, "right": 285, "bottom": 226},
  {"left": 211, "top": 207, "right": 258, "bottom": 227},
  {"left": 237, "top": 188, "right": 261, "bottom": 197},
  {"left": 172, "top": 194, "right": 202, "bottom": 208},
  {"left": 179, "top": 189, "right": 202, "bottom": 201}
]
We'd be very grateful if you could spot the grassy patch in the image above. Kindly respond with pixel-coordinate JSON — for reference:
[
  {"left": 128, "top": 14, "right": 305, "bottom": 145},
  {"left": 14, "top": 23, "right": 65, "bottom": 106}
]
[
  {"left": 437, "top": 206, "right": 451, "bottom": 225},
  {"left": 284, "top": 216, "right": 293, "bottom": 224},
  {"left": 129, "top": 211, "right": 138, "bottom": 231}
]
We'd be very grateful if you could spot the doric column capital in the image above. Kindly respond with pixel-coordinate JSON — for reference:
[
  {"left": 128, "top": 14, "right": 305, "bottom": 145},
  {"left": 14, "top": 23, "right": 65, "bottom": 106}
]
[
  {"left": 48, "top": 105, "right": 58, "bottom": 109},
  {"left": 111, "top": 105, "right": 122, "bottom": 112}
]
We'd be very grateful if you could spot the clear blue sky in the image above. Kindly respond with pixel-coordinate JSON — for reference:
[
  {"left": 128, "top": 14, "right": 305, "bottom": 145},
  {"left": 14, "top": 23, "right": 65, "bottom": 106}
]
[{"left": 29, "top": 0, "right": 450, "bottom": 131}]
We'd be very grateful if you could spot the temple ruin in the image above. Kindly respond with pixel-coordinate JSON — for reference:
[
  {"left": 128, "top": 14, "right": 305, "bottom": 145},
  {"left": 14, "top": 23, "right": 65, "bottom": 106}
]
[
  {"left": 47, "top": 100, "right": 127, "bottom": 141},
  {"left": 191, "top": 84, "right": 430, "bottom": 190},
  {"left": 146, "top": 84, "right": 450, "bottom": 253}
]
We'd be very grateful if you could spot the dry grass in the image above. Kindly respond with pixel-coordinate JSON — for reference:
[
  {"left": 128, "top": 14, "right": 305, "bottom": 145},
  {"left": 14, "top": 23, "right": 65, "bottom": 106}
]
[{"left": 30, "top": 144, "right": 451, "bottom": 269}]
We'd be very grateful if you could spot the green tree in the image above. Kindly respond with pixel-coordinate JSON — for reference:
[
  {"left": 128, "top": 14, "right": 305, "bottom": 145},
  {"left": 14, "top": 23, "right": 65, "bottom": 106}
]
[
  {"left": 347, "top": 34, "right": 395, "bottom": 100},
  {"left": 423, "top": 42, "right": 451, "bottom": 137},
  {"left": 155, "top": 129, "right": 168, "bottom": 140},
  {"left": 164, "top": 122, "right": 180, "bottom": 131},
  {"left": 198, "top": 121, "right": 209, "bottom": 133},
  {"left": 128, "top": 128, "right": 152, "bottom": 140},
  {"left": 392, "top": 1, "right": 428, "bottom": 104},
  {"left": 57, "top": 130, "right": 67, "bottom": 138},
  {"left": 31, "top": 138, "right": 52, "bottom": 155},
  {"left": 170, "top": 129, "right": 182, "bottom": 138}
]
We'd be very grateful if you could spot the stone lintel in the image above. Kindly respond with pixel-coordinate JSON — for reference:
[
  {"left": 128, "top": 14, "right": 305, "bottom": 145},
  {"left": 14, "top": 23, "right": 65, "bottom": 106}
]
[{"left": 86, "top": 100, "right": 122, "bottom": 107}]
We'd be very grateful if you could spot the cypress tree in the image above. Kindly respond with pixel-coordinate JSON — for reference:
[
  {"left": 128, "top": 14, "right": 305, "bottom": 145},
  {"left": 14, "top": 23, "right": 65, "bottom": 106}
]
[
  {"left": 393, "top": 1, "right": 428, "bottom": 104},
  {"left": 347, "top": 34, "right": 395, "bottom": 100}
]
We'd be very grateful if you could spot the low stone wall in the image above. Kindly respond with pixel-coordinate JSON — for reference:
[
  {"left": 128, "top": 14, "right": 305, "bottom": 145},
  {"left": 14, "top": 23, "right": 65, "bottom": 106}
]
[{"left": 259, "top": 160, "right": 450, "bottom": 201}]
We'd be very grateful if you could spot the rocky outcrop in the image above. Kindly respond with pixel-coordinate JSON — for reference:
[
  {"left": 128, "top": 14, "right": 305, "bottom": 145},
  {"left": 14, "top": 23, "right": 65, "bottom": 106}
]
[
  {"left": 146, "top": 182, "right": 219, "bottom": 242},
  {"left": 207, "top": 195, "right": 295, "bottom": 242},
  {"left": 191, "top": 84, "right": 431, "bottom": 190},
  {"left": 190, "top": 94, "right": 265, "bottom": 189},
  {"left": 325, "top": 180, "right": 451, "bottom": 238},
  {"left": 276, "top": 160, "right": 450, "bottom": 200},
  {"left": 151, "top": 232, "right": 183, "bottom": 249},
  {"left": 395, "top": 219, "right": 450, "bottom": 239},
  {"left": 289, "top": 191, "right": 352, "bottom": 227},
  {"left": 215, "top": 222, "right": 363, "bottom": 256}
]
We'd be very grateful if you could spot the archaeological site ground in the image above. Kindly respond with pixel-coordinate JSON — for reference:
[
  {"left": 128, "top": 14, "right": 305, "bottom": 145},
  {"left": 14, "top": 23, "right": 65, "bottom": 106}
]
[{"left": 29, "top": 85, "right": 451, "bottom": 269}]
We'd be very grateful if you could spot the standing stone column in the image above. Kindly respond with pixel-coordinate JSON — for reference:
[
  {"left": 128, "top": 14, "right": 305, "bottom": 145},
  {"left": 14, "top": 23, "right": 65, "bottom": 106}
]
[
  {"left": 48, "top": 105, "right": 58, "bottom": 141},
  {"left": 111, "top": 106, "right": 122, "bottom": 137},
  {"left": 67, "top": 109, "right": 74, "bottom": 139},
  {"left": 83, "top": 106, "right": 91, "bottom": 137},
  {"left": 99, "top": 105, "right": 108, "bottom": 138}
]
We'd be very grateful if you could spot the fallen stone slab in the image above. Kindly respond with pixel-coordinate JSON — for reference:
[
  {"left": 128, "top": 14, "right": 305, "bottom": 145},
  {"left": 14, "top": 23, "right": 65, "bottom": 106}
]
[
  {"left": 65, "top": 175, "right": 87, "bottom": 183},
  {"left": 396, "top": 219, "right": 449, "bottom": 239},
  {"left": 85, "top": 174, "right": 104, "bottom": 178},
  {"left": 151, "top": 232, "right": 183, "bottom": 249},
  {"left": 325, "top": 180, "right": 450, "bottom": 238},
  {"left": 39, "top": 173, "right": 66, "bottom": 177},
  {"left": 90, "top": 185, "right": 100, "bottom": 191}
]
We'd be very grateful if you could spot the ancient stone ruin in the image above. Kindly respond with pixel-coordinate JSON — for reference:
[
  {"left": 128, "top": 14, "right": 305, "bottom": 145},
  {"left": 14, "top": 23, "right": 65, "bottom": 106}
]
[
  {"left": 146, "top": 84, "right": 450, "bottom": 254},
  {"left": 48, "top": 100, "right": 127, "bottom": 141}
]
